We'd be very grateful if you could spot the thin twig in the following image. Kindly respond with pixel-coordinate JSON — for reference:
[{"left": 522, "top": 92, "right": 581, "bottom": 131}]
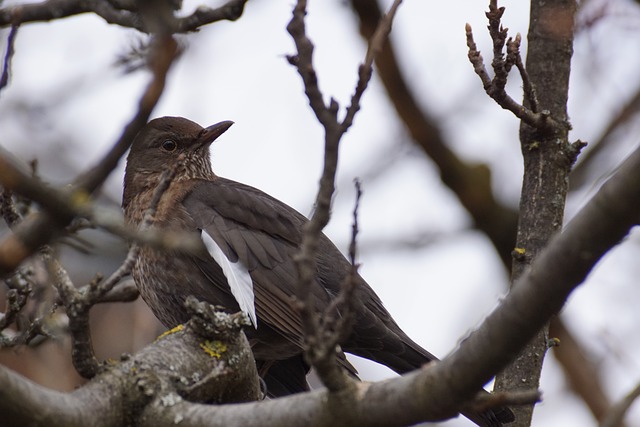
[
  {"left": 0, "top": 24, "right": 18, "bottom": 93},
  {"left": 94, "top": 279, "right": 138, "bottom": 304},
  {"left": 465, "top": 2, "right": 564, "bottom": 133},
  {"left": 91, "top": 162, "right": 182, "bottom": 301},
  {"left": 322, "top": 179, "right": 362, "bottom": 344},
  {"left": 287, "top": 0, "right": 402, "bottom": 392},
  {"left": 45, "top": 160, "right": 181, "bottom": 379},
  {"left": 341, "top": 0, "right": 402, "bottom": 132}
]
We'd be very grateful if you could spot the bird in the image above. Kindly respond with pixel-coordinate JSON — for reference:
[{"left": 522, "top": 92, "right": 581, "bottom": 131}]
[{"left": 122, "top": 116, "right": 514, "bottom": 426}]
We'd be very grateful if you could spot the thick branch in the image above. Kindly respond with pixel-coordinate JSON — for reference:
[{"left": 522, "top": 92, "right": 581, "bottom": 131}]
[
  {"left": 0, "top": 306, "right": 259, "bottom": 427},
  {"left": 437, "top": 141, "right": 640, "bottom": 425},
  {"left": 495, "top": 1, "right": 578, "bottom": 424}
]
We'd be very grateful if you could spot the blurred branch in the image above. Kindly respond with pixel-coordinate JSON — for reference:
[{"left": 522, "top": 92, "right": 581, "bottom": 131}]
[
  {"left": 349, "top": 0, "right": 518, "bottom": 269},
  {"left": 0, "top": 152, "right": 204, "bottom": 260},
  {"left": 0, "top": 34, "right": 177, "bottom": 277},
  {"left": 286, "top": 0, "right": 402, "bottom": 394},
  {"left": 0, "top": 0, "right": 247, "bottom": 32},
  {"left": 0, "top": 24, "right": 18, "bottom": 93},
  {"left": 46, "top": 162, "right": 182, "bottom": 379},
  {"left": 549, "top": 320, "right": 617, "bottom": 424},
  {"left": 600, "top": 381, "right": 640, "bottom": 427},
  {"left": 0, "top": 189, "right": 22, "bottom": 227},
  {"left": 0, "top": 267, "right": 33, "bottom": 345},
  {"left": 73, "top": 35, "right": 177, "bottom": 193},
  {"left": 570, "top": 83, "right": 640, "bottom": 190}
]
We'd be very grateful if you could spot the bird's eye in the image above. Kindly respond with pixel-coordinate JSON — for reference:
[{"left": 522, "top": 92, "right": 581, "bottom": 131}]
[{"left": 161, "top": 140, "right": 177, "bottom": 152}]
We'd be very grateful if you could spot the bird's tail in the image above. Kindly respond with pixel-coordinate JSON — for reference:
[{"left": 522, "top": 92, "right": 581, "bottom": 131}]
[{"left": 345, "top": 309, "right": 515, "bottom": 426}]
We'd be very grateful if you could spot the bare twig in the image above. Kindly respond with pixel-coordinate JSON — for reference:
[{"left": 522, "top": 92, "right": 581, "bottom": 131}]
[
  {"left": 174, "top": 0, "right": 248, "bottom": 32},
  {"left": 322, "top": 179, "right": 362, "bottom": 343},
  {"left": 570, "top": 83, "right": 640, "bottom": 190},
  {"left": 349, "top": 1, "right": 605, "bottom": 421},
  {"left": 90, "top": 161, "right": 182, "bottom": 301},
  {"left": 44, "top": 248, "right": 100, "bottom": 377},
  {"left": 465, "top": 3, "right": 568, "bottom": 133},
  {"left": 0, "top": 24, "right": 18, "bottom": 93},
  {"left": 46, "top": 162, "right": 181, "bottom": 379},
  {"left": 94, "top": 279, "right": 138, "bottom": 304},
  {"left": 286, "top": 0, "right": 402, "bottom": 392}
]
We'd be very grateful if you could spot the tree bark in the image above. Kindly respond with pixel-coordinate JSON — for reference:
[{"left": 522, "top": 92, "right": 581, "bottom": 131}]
[{"left": 494, "top": 1, "right": 578, "bottom": 425}]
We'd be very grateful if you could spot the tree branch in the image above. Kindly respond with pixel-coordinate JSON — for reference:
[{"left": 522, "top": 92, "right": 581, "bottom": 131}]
[
  {"left": 0, "top": 0, "right": 248, "bottom": 32},
  {"left": 465, "top": 5, "right": 567, "bottom": 134},
  {"left": 0, "top": 24, "right": 18, "bottom": 93},
  {"left": 348, "top": 1, "right": 609, "bottom": 421},
  {"left": 286, "top": 0, "right": 402, "bottom": 393},
  {"left": 600, "top": 381, "right": 640, "bottom": 427},
  {"left": 349, "top": 0, "right": 518, "bottom": 268},
  {"left": 0, "top": 305, "right": 258, "bottom": 427},
  {"left": 1, "top": 141, "right": 639, "bottom": 425},
  {"left": 0, "top": 34, "right": 177, "bottom": 277}
]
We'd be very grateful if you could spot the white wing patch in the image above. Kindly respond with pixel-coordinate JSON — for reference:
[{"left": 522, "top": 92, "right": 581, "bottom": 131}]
[{"left": 201, "top": 230, "right": 257, "bottom": 328}]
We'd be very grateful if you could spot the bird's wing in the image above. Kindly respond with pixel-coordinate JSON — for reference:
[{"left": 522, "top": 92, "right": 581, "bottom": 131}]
[{"left": 182, "top": 178, "right": 334, "bottom": 347}]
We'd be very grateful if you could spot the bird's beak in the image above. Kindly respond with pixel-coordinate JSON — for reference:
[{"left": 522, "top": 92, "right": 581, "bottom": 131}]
[{"left": 198, "top": 120, "right": 234, "bottom": 147}]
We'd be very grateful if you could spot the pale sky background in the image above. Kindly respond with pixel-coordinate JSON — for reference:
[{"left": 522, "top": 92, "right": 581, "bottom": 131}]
[{"left": 2, "top": 0, "right": 640, "bottom": 426}]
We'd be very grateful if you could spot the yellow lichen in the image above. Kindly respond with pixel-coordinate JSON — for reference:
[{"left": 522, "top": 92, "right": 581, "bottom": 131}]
[
  {"left": 200, "top": 340, "right": 227, "bottom": 358},
  {"left": 156, "top": 324, "right": 185, "bottom": 341},
  {"left": 513, "top": 247, "right": 526, "bottom": 255},
  {"left": 71, "top": 189, "right": 91, "bottom": 207}
]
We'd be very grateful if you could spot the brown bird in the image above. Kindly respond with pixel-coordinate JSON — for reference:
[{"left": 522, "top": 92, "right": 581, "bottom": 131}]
[{"left": 123, "top": 116, "right": 514, "bottom": 426}]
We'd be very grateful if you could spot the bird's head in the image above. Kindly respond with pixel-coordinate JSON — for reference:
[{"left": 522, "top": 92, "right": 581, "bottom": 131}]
[{"left": 123, "top": 116, "right": 233, "bottom": 210}]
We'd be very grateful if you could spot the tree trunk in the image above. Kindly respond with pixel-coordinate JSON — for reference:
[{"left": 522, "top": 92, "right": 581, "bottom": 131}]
[{"left": 494, "top": 1, "right": 577, "bottom": 425}]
